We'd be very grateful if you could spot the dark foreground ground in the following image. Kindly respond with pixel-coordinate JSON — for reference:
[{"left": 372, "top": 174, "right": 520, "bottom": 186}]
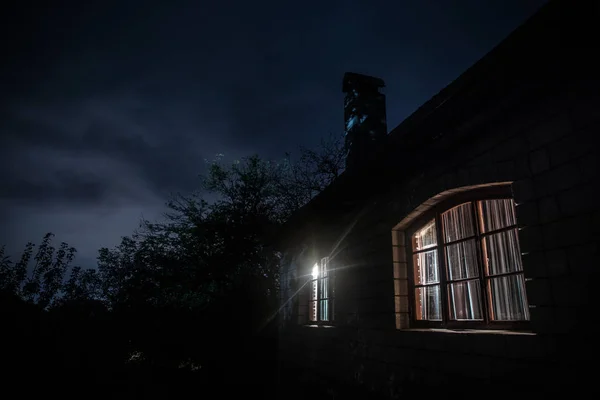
[{"left": 8, "top": 357, "right": 583, "bottom": 399}]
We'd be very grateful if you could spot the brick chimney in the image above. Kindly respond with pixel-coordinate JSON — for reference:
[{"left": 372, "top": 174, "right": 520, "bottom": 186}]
[{"left": 342, "top": 72, "right": 387, "bottom": 171}]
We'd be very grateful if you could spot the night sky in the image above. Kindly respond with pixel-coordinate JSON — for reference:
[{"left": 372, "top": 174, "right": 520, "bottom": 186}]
[{"left": 1, "top": 0, "right": 546, "bottom": 267}]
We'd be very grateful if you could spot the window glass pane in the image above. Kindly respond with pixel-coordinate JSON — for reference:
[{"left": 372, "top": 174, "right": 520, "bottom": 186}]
[
  {"left": 309, "top": 300, "right": 317, "bottom": 321},
  {"left": 488, "top": 274, "right": 529, "bottom": 321},
  {"left": 320, "top": 277, "right": 329, "bottom": 298},
  {"left": 442, "top": 203, "right": 475, "bottom": 243},
  {"left": 448, "top": 280, "right": 483, "bottom": 320},
  {"left": 478, "top": 199, "right": 517, "bottom": 233},
  {"left": 319, "top": 299, "right": 329, "bottom": 321},
  {"left": 412, "top": 219, "right": 437, "bottom": 251},
  {"left": 310, "top": 280, "right": 318, "bottom": 300},
  {"left": 320, "top": 257, "right": 329, "bottom": 278},
  {"left": 413, "top": 250, "right": 439, "bottom": 285},
  {"left": 415, "top": 285, "right": 441, "bottom": 320},
  {"left": 482, "top": 229, "right": 523, "bottom": 276},
  {"left": 445, "top": 239, "right": 479, "bottom": 281}
]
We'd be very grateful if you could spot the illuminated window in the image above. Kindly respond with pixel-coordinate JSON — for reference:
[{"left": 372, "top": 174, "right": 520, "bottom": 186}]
[
  {"left": 309, "top": 257, "right": 334, "bottom": 322},
  {"left": 408, "top": 196, "right": 529, "bottom": 328}
]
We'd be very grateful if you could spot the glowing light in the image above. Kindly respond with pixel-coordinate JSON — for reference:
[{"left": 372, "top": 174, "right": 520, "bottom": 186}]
[
  {"left": 312, "top": 263, "right": 319, "bottom": 279},
  {"left": 346, "top": 115, "right": 358, "bottom": 130}
]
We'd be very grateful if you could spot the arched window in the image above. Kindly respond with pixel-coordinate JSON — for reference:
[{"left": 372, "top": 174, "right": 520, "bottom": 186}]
[{"left": 406, "top": 187, "right": 529, "bottom": 329}]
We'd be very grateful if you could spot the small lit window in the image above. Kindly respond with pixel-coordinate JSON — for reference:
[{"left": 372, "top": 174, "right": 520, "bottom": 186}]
[
  {"left": 309, "top": 257, "right": 334, "bottom": 322},
  {"left": 409, "top": 196, "right": 529, "bottom": 328}
]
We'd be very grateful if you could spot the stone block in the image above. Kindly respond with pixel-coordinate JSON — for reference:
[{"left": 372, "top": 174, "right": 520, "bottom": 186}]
[
  {"left": 492, "top": 135, "right": 529, "bottom": 163},
  {"left": 521, "top": 251, "right": 547, "bottom": 278},
  {"left": 392, "top": 246, "right": 406, "bottom": 263},
  {"left": 545, "top": 248, "right": 568, "bottom": 277},
  {"left": 526, "top": 278, "right": 553, "bottom": 306},
  {"left": 391, "top": 230, "right": 405, "bottom": 247},
  {"left": 514, "top": 154, "right": 534, "bottom": 178},
  {"left": 470, "top": 334, "right": 507, "bottom": 358},
  {"left": 515, "top": 200, "right": 539, "bottom": 227},
  {"left": 557, "top": 183, "right": 597, "bottom": 217},
  {"left": 518, "top": 226, "right": 544, "bottom": 252},
  {"left": 358, "top": 313, "right": 395, "bottom": 330},
  {"left": 547, "top": 128, "right": 595, "bottom": 167},
  {"left": 393, "top": 279, "right": 408, "bottom": 296},
  {"left": 552, "top": 306, "right": 580, "bottom": 334},
  {"left": 577, "top": 152, "right": 598, "bottom": 182},
  {"left": 438, "top": 172, "right": 457, "bottom": 192},
  {"left": 542, "top": 214, "right": 593, "bottom": 248},
  {"left": 569, "top": 95, "right": 600, "bottom": 130},
  {"left": 455, "top": 168, "right": 472, "bottom": 187},
  {"left": 529, "top": 306, "right": 555, "bottom": 333},
  {"left": 392, "top": 262, "right": 407, "bottom": 280},
  {"left": 444, "top": 332, "right": 472, "bottom": 354},
  {"left": 533, "top": 162, "right": 582, "bottom": 197},
  {"left": 419, "top": 332, "right": 447, "bottom": 352},
  {"left": 395, "top": 313, "right": 410, "bottom": 330},
  {"left": 467, "top": 150, "right": 493, "bottom": 167},
  {"left": 495, "top": 160, "right": 517, "bottom": 182},
  {"left": 526, "top": 112, "right": 572, "bottom": 150},
  {"left": 538, "top": 196, "right": 561, "bottom": 224},
  {"left": 529, "top": 148, "right": 551, "bottom": 174},
  {"left": 394, "top": 296, "right": 409, "bottom": 313},
  {"left": 551, "top": 277, "right": 590, "bottom": 307},
  {"left": 567, "top": 242, "right": 598, "bottom": 277},
  {"left": 356, "top": 294, "right": 393, "bottom": 315},
  {"left": 512, "top": 178, "right": 535, "bottom": 203}
]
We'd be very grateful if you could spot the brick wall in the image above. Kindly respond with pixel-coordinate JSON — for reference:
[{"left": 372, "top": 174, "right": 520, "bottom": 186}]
[{"left": 278, "top": 84, "right": 599, "bottom": 395}]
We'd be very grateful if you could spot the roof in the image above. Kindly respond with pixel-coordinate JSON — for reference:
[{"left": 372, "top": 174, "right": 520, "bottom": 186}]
[{"left": 279, "top": 0, "right": 597, "bottom": 246}]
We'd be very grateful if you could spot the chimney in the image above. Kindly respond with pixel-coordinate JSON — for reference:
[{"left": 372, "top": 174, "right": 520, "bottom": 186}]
[{"left": 342, "top": 72, "right": 387, "bottom": 171}]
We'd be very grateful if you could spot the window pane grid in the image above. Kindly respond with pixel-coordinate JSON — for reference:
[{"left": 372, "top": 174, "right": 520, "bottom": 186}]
[
  {"left": 415, "top": 285, "right": 442, "bottom": 321},
  {"left": 478, "top": 199, "right": 517, "bottom": 233},
  {"left": 412, "top": 219, "right": 437, "bottom": 251},
  {"left": 482, "top": 228, "right": 523, "bottom": 277},
  {"left": 447, "top": 279, "right": 483, "bottom": 321},
  {"left": 442, "top": 234, "right": 477, "bottom": 247},
  {"left": 487, "top": 272, "right": 529, "bottom": 321},
  {"left": 478, "top": 224, "right": 519, "bottom": 238},
  {"left": 412, "top": 245, "right": 438, "bottom": 255},
  {"left": 413, "top": 250, "right": 440, "bottom": 286},
  {"left": 310, "top": 257, "right": 333, "bottom": 323},
  {"left": 441, "top": 203, "right": 475, "bottom": 243},
  {"left": 444, "top": 238, "right": 479, "bottom": 281},
  {"left": 409, "top": 197, "right": 529, "bottom": 327}
]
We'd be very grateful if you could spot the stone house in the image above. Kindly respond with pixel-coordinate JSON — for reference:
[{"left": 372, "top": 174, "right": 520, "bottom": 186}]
[{"left": 277, "top": 0, "right": 598, "bottom": 395}]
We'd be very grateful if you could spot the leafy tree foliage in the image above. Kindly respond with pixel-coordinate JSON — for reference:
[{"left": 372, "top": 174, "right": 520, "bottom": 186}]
[
  {"left": 96, "top": 134, "right": 345, "bottom": 312},
  {"left": 0, "top": 134, "right": 346, "bottom": 382},
  {"left": 0, "top": 233, "right": 96, "bottom": 309}
]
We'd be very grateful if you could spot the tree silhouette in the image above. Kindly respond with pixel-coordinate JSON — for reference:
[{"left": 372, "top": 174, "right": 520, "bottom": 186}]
[
  {"left": 0, "top": 233, "right": 95, "bottom": 308},
  {"left": 0, "top": 135, "right": 347, "bottom": 395}
]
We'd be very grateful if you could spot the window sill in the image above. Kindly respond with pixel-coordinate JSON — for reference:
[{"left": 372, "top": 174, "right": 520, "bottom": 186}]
[{"left": 403, "top": 328, "right": 535, "bottom": 336}]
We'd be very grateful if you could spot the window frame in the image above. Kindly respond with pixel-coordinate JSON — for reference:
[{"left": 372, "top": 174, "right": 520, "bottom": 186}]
[
  {"left": 308, "top": 256, "right": 335, "bottom": 325},
  {"left": 406, "top": 186, "right": 530, "bottom": 331}
]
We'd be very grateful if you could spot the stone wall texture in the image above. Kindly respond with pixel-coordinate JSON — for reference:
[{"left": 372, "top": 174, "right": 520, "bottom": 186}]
[{"left": 278, "top": 0, "right": 599, "bottom": 396}]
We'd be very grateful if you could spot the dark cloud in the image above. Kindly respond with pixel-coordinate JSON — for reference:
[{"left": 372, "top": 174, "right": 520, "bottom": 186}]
[
  {"left": 2, "top": 168, "right": 109, "bottom": 206},
  {"left": 0, "top": 0, "right": 547, "bottom": 264}
]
